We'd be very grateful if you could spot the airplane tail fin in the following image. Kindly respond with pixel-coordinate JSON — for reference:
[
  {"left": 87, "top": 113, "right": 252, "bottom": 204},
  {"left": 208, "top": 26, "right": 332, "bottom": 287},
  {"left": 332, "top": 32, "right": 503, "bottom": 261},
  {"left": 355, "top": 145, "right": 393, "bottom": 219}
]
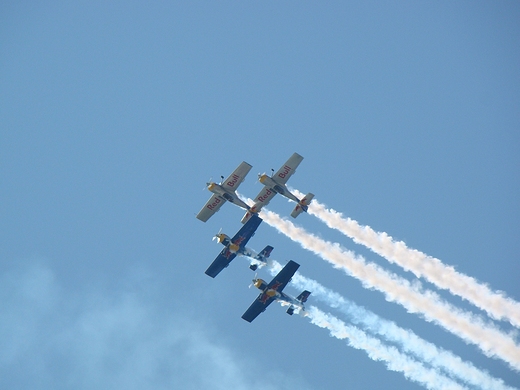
[
  {"left": 255, "top": 245, "right": 273, "bottom": 262},
  {"left": 241, "top": 211, "right": 252, "bottom": 224},
  {"left": 241, "top": 205, "right": 260, "bottom": 224},
  {"left": 287, "top": 290, "right": 311, "bottom": 315},
  {"left": 296, "top": 290, "right": 311, "bottom": 303},
  {"left": 249, "top": 245, "right": 273, "bottom": 271},
  {"left": 290, "top": 193, "right": 314, "bottom": 218}
]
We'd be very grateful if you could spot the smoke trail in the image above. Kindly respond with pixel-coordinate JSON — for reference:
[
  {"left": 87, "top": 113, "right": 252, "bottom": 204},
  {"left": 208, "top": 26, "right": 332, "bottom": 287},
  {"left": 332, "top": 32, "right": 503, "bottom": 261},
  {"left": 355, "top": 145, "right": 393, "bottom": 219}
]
[
  {"left": 258, "top": 208, "right": 520, "bottom": 371},
  {"left": 293, "top": 190, "right": 520, "bottom": 328},
  {"left": 305, "top": 306, "right": 469, "bottom": 390},
  {"left": 262, "top": 260, "right": 516, "bottom": 390}
]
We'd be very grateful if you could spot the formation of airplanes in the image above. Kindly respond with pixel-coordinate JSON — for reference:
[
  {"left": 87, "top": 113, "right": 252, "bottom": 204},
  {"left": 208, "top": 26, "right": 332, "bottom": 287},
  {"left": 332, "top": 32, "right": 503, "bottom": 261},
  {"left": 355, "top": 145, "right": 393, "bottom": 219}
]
[
  {"left": 197, "top": 153, "right": 313, "bottom": 323},
  {"left": 197, "top": 152, "right": 314, "bottom": 224}
]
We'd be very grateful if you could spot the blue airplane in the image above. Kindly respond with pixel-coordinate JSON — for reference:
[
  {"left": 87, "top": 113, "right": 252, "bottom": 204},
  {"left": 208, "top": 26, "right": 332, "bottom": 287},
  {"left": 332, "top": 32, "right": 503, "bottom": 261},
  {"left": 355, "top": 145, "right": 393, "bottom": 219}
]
[
  {"left": 242, "top": 260, "right": 311, "bottom": 323},
  {"left": 205, "top": 214, "right": 273, "bottom": 278}
]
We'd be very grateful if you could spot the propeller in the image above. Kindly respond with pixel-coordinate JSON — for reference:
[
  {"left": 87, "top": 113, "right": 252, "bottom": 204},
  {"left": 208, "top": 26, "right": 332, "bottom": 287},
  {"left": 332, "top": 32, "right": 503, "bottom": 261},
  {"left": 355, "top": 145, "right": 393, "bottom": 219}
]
[
  {"left": 203, "top": 177, "right": 212, "bottom": 191},
  {"left": 248, "top": 273, "right": 258, "bottom": 288},
  {"left": 212, "top": 228, "right": 223, "bottom": 242}
]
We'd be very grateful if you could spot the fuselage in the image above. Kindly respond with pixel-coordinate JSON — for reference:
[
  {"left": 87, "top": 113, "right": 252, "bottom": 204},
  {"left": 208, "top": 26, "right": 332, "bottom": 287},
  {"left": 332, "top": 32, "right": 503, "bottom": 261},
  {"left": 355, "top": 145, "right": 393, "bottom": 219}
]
[
  {"left": 253, "top": 279, "right": 303, "bottom": 308},
  {"left": 258, "top": 175, "right": 299, "bottom": 203},
  {"left": 207, "top": 182, "right": 250, "bottom": 210}
]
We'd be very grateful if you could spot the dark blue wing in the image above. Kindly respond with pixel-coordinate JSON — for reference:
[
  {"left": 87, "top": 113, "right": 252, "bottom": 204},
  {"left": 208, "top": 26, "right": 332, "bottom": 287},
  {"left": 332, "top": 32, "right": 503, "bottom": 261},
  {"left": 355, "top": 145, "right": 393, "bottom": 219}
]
[
  {"left": 205, "top": 249, "right": 237, "bottom": 278},
  {"left": 241, "top": 294, "right": 276, "bottom": 323},
  {"left": 231, "top": 214, "right": 262, "bottom": 250},
  {"left": 266, "top": 260, "right": 299, "bottom": 292}
]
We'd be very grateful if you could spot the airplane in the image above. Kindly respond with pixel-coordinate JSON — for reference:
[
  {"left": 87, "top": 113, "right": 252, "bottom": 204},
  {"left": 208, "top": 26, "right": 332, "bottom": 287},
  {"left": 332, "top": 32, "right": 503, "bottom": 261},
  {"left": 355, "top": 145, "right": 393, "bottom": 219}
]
[
  {"left": 197, "top": 161, "right": 253, "bottom": 223},
  {"left": 241, "top": 153, "right": 314, "bottom": 223},
  {"left": 205, "top": 214, "right": 273, "bottom": 278},
  {"left": 241, "top": 260, "right": 311, "bottom": 323}
]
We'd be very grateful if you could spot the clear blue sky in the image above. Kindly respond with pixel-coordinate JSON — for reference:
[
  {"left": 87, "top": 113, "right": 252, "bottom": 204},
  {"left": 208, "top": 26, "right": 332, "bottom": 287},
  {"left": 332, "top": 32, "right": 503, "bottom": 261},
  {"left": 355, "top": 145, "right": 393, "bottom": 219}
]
[{"left": 1, "top": 2, "right": 519, "bottom": 389}]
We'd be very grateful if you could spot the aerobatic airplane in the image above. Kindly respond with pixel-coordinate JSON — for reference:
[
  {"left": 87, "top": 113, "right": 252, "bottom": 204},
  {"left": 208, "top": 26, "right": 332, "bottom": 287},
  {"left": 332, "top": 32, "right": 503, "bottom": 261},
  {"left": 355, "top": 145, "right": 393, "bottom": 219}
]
[
  {"left": 242, "top": 260, "right": 311, "bottom": 323},
  {"left": 241, "top": 153, "right": 314, "bottom": 223},
  {"left": 205, "top": 214, "right": 273, "bottom": 278},
  {"left": 197, "top": 161, "right": 253, "bottom": 222}
]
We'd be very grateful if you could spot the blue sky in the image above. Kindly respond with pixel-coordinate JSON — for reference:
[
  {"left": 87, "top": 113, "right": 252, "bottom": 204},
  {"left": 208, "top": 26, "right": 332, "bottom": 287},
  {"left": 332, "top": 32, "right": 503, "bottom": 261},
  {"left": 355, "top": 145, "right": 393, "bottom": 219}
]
[{"left": 1, "top": 2, "right": 519, "bottom": 389}]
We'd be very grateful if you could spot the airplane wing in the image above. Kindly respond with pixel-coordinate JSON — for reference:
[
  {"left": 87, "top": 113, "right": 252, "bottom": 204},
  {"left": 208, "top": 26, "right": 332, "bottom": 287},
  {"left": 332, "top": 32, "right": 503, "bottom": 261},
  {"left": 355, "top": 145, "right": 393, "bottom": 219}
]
[
  {"left": 230, "top": 214, "right": 262, "bottom": 248},
  {"left": 221, "top": 161, "right": 253, "bottom": 191},
  {"left": 249, "top": 185, "right": 277, "bottom": 210},
  {"left": 272, "top": 152, "right": 303, "bottom": 185},
  {"left": 205, "top": 250, "right": 237, "bottom": 278},
  {"left": 241, "top": 186, "right": 278, "bottom": 223},
  {"left": 241, "top": 295, "right": 276, "bottom": 322},
  {"left": 241, "top": 260, "right": 300, "bottom": 322},
  {"left": 196, "top": 194, "right": 226, "bottom": 222},
  {"left": 266, "top": 260, "right": 299, "bottom": 292}
]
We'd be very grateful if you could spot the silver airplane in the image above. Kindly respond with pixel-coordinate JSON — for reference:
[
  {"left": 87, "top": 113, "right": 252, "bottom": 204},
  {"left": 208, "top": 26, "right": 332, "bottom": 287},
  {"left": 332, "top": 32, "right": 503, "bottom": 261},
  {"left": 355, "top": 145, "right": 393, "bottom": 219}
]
[
  {"left": 241, "top": 153, "right": 314, "bottom": 223},
  {"left": 197, "top": 161, "right": 252, "bottom": 222}
]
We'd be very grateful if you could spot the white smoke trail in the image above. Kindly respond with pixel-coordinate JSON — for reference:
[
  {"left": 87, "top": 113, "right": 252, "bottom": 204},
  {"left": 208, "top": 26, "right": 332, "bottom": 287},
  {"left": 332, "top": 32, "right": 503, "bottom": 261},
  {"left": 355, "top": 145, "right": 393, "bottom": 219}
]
[
  {"left": 263, "top": 260, "right": 516, "bottom": 390},
  {"left": 258, "top": 208, "right": 520, "bottom": 371},
  {"left": 305, "top": 306, "right": 469, "bottom": 390},
  {"left": 293, "top": 190, "right": 520, "bottom": 328}
]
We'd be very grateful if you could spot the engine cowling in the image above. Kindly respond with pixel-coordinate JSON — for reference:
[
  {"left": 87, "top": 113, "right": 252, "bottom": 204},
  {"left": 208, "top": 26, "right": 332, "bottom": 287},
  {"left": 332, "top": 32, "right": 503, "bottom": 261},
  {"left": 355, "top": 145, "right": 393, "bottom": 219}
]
[
  {"left": 258, "top": 174, "right": 269, "bottom": 184},
  {"left": 215, "top": 233, "right": 229, "bottom": 244},
  {"left": 254, "top": 279, "right": 267, "bottom": 290}
]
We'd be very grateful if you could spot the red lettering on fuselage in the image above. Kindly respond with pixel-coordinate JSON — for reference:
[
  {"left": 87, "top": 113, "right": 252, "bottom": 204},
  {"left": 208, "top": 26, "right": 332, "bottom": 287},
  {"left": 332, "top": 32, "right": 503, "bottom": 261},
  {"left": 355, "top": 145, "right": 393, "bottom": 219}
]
[
  {"left": 257, "top": 189, "right": 272, "bottom": 203},
  {"left": 226, "top": 174, "right": 240, "bottom": 187},
  {"left": 207, "top": 197, "right": 221, "bottom": 210},
  {"left": 277, "top": 165, "right": 292, "bottom": 179}
]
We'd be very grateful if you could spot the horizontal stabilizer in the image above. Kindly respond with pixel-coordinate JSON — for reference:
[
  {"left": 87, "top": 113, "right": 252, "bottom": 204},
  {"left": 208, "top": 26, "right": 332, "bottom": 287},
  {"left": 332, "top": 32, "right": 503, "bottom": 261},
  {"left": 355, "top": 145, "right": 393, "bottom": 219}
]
[
  {"left": 290, "top": 193, "right": 314, "bottom": 218},
  {"left": 296, "top": 290, "right": 311, "bottom": 303},
  {"left": 241, "top": 205, "right": 260, "bottom": 224},
  {"left": 241, "top": 211, "right": 252, "bottom": 224},
  {"left": 255, "top": 245, "right": 274, "bottom": 261}
]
